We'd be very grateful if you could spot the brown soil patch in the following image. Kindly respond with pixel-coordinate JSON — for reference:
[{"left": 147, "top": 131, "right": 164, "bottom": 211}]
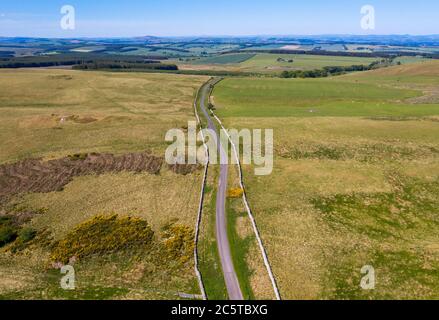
[
  {"left": 0, "top": 152, "right": 201, "bottom": 204},
  {"left": 168, "top": 163, "right": 200, "bottom": 175},
  {"left": 0, "top": 152, "right": 163, "bottom": 200}
]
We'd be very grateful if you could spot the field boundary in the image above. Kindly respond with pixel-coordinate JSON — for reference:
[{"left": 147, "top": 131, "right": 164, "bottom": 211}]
[
  {"left": 209, "top": 102, "right": 282, "bottom": 301},
  {"left": 193, "top": 81, "right": 210, "bottom": 301}
]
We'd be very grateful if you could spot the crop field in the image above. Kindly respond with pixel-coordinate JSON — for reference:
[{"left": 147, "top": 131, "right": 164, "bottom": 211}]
[
  {"left": 0, "top": 69, "right": 208, "bottom": 299},
  {"left": 212, "top": 61, "right": 439, "bottom": 299}
]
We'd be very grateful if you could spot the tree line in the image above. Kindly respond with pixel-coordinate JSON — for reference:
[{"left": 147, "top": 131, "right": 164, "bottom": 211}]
[
  {"left": 73, "top": 61, "right": 178, "bottom": 70},
  {"left": 0, "top": 53, "right": 175, "bottom": 70},
  {"left": 279, "top": 58, "right": 396, "bottom": 78}
]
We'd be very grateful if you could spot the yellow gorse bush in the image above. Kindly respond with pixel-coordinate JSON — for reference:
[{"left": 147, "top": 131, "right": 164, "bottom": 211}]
[
  {"left": 161, "top": 223, "right": 194, "bottom": 264},
  {"left": 227, "top": 188, "right": 244, "bottom": 198},
  {"left": 51, "top": 215, "right": 154, "bottom": 264}
]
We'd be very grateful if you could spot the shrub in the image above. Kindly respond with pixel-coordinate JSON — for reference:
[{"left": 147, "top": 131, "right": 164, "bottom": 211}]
[
  {"left": 228, "top": 188, "right": 244, "bottom": 198},
  {"left": 18, "top": 227, "right": 37, "bottom": 243},
  {"left": 0, "top": 226, "right": 18, "bottom": 247},
  {"left": 51, "top": 215, "right": 154, "bottom": 264},
  {"left": 0, "top": 216, "right": 12, "bottom": 224},
  {"left": 161, "top": 223, "right": 194, "bottom": 264},
  {"left": 68, "top": 153, "right": 88, "bottom": 161}
]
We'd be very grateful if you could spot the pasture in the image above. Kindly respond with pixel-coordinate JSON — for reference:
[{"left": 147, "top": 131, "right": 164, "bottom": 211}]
[
  {"left": 239, "top": 53, "right": 378, "bottom": 72},
  {"left": 212, "top": 77, "right": 439, "bottom": 117},
  {"left": 213, "top": 61, "right": 439, "bottom": 299}
]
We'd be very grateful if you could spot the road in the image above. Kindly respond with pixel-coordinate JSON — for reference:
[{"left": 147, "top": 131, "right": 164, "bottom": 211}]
[{"left": 199, "top": 80, "right": 244, "bottom": 300}]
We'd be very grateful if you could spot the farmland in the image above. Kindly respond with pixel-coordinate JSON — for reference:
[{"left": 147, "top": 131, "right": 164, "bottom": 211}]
[
  {"left": 1, "top": 34, "right": 439, "bottom": 301},
  {"left": 192, "top": 53, "right": 256, "bottom": 65},
  {"left": 176, "top": 52, "right": 434, "bottom": 76},
  {"left": 212, "top": 60, "right": 439, "bottom": 299},
  {"left": 212, "top": 76, "right": 439, "bottom": 117},
  {"left": 176, "top": 53, "right": 381, "bottom": 74},
  {"left": 239, "top": 53, "right": 378, "bottom": 72},
  {"left": 0, "top": 69, "right": 208, "bottom": 299}
]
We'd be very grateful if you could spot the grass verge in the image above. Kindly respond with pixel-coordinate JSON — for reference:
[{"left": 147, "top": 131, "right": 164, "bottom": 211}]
[{"left": 226, "top": 198, "right": 255, "bottom": 300}]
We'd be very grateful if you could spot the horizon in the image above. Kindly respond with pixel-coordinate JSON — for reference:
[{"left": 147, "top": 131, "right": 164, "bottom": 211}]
[
  {"left": 0, "top": 0, "right": 438, "bottom": 38},
  {"left": 2, "top": 33, "right": 439, "bottom": 40}
]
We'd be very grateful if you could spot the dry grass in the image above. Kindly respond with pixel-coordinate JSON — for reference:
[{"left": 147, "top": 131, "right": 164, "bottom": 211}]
[
  {"left": 351, "top": 60, "right": 439, "bottom": 77},
  {"left": 13, "top": 170, "right": 202, "bottom": 240},
  {"left": 0, "top": 69, "right": 207, "bottom": 299},
  {"left": 0, "top": 69, "right": 207, "bottom": 163}
]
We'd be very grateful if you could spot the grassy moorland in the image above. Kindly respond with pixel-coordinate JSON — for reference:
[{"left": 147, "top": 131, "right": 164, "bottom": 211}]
[
  {"left": 0, "top": 69, "right": 208, "bottom": 299},
  {"left": 0, "top": 69, "right": 206, "bottom": 163},
  {"left": 213, "top": 60, "right": 439, "bottom": 299}
]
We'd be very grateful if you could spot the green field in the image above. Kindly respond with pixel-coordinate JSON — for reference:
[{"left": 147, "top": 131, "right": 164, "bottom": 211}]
[
  {"left": 212, "top": 77, "right": 439, "bottom": 117},
  {"left": 239, "top": 53, "right": 378, "bottom": 72},
  {"left": 213, "top": 61, "right": 439, "bottom": 299}
]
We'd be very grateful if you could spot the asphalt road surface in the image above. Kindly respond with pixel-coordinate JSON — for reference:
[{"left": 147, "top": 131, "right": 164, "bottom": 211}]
[{"left": 199, "top": 80, "right": 244, "bottom": 300}]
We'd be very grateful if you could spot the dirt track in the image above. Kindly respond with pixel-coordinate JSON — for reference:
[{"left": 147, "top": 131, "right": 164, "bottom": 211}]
[{"left": 0, "top": 152, "right": 198, "bottom": 200}]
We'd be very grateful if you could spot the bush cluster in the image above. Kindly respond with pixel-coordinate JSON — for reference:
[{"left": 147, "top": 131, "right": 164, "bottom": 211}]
[
  {"left": 161, "top": 222, "right": 194, "bottom": 264},
  {"left": 50, "top": 215, "right": 154, "bottom": 264},
  {"left": 228, "top": 188, "right": 244, "bottom": 198}
]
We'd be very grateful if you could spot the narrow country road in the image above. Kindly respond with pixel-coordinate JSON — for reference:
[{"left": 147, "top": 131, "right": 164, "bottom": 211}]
[{"left": 199, "top": 80, "right": 244, "bottom": 300}]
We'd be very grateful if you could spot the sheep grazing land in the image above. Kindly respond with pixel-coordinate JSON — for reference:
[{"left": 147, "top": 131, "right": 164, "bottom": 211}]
[{"left": 212, "top": 60, "right": 439, "bottom": 299}]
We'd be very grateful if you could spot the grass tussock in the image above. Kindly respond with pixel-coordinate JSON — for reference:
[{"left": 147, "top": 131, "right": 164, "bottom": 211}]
[{"left": 0, "top": 215, "right": 37, "bottom": 250}]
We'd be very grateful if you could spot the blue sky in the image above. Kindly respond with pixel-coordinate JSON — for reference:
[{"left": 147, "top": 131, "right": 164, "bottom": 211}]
[{"left": 0, "top": 0, "right": 438, "bottom": 37}]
